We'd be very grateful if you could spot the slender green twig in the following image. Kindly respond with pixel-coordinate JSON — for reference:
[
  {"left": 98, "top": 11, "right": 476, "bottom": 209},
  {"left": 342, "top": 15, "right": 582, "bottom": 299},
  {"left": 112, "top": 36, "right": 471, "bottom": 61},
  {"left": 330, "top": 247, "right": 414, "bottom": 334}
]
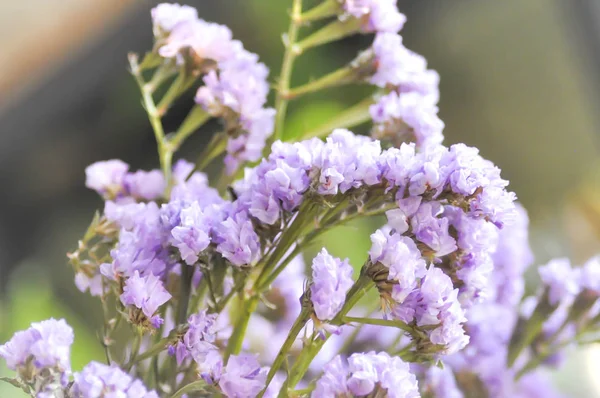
[
  {"left": 258, "top": 309, "right": 311, "bottom": 398},
  {"left": 129, "top": 54, "right": 172, "bottom": 188},
  {"left": 170, "top": 380, "right": 208, "bottom": 398},
  {"left": 224, "top": 295, "right": 259, "bottom": 361},
  {"left": 273, "top": 0, "right": 303, "bottom": 141},
  {"left": 177, "top": 265, "right": 193, "bottom": 325}
]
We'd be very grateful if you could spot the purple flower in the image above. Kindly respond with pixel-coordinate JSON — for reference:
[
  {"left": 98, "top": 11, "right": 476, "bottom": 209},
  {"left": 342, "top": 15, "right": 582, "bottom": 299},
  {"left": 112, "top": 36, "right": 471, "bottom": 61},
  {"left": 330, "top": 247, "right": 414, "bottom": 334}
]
[
  {"left": 314, "top": 129, "right": 382, "bottom": 194},
  {"left": 123, "top": 169, "right": 166, "bottom": 200},
  {"left": 85, "top": 159, "right": 129, "bottom": 197},
  {"left": 0, "top": 318, "right": 73, "bottom": 372},
  {"left": 195, "top": 51, "right": 275, "bottom": 174},
  {"left": 314, "top": 353, "right": 419, "bottom": 398},
  {"left": 159, "top": 18, "right": 241, "bottom": 64},
  {"left": 120, "top": 271, "right": 172, "bottom": 328},
  {"left": 170, "top": 161, "right": 224, "bottom": 206},
  {"left": 101, "top": 203, "right": 170, "bottom": 280},
  {"left": 171, "top": 201, "right": 212, "bottom": 265},
  {"left": 369, "top": 228, "right": 427, "bottom": 301},
  {"left": 538, "top": 258, "right": 580, "bottom": 305},
  {"left": 579, "top": 255, "right": 600, "bottom": 294},
  {"left": 370, "top": 33, "right": 430, "bottom": 90},
  {"left": 174, "top": 310, "right": 220, "bottom": 365},
  {"left": 490, "top": 203, "right": 534, "bottom": 305},
  {"left": 73, "top": 361, "right": 159, "bottom": 397},
  {"left": 151, "top": 3, "right": 198, "bottom": 36},
  {"left": 74, "top": 272, "right": 103, "bottom": 297},
  {"left": 410, "top": 201, "right": 457, "bottom": 256},
  {"left": 310, "top": 248, "right": 354, "bottom": 321},
  {"left": 313, "top": 355, "right": 350, "bottom": 397},
  {"left": 420, "top": 366, "right": 463, "bottom": 398},
  {"left": 215, "top": 209, "right": 260, "bottom": 267},
  {"left": 219, "top": 354, "right": 266, "bottom": 398},
  {"left": 342, "top": 0, "right": 406, "bottom": 33},
  {"left": 370, "top": 91, "right": 444, "bottom": 150}
]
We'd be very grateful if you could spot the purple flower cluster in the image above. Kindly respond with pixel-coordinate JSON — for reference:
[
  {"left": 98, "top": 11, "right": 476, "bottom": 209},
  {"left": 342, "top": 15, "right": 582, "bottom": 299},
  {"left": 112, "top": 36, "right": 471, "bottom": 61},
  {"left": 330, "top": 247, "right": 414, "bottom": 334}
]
[
  {"left": 219, "top": 354, "right": 267, "bottom": 398},
  {"left": 369, "top": 228, "right": 468, "bottom": 354},
  {"left": 196, "top": 53, "right": 275, "bottom": 174},
  {"left": 85, "top": 160, "right": 165, "bottom": 201},
  {"left": 314, "top": 352, "right": 419, "bottom": 398},
  {"left": 72, "top": 361, "right": 158, "bottom": 397},
  {"left": 0, "top": 319, "right": 73, "bottom": 396},
  {"left": 310, "top": 248, "right": 354, "bottom": 323},
  {"left": 151, "top": 4, "right": 275, "bottom": 174},
  {"left": 0, "top": 318, "right": 73, "bottom": 374},
  {"left": 340, "top": 7, "right": 442, "bottom": 150},
  {"left": 172, "top": 310, "right": 220, "bottom": 367},
  {"left": 341, "top": 0, "right": 406, "bottom": 33},
  {"left": 120, "top": 271, "right": 172, "bottom": 328}
]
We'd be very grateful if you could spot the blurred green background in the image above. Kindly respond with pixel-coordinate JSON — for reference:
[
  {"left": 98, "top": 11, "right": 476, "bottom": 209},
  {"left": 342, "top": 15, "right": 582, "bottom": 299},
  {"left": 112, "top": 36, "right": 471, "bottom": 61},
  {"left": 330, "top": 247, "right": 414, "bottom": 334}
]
[{"left": 1, "top": 0, "right": 600, "bottom": 396}]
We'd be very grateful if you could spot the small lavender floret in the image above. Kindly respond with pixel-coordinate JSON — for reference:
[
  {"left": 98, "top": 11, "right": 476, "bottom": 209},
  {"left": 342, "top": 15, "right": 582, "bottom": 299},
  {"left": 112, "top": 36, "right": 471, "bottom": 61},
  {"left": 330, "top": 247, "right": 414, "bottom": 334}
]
[
  {"left": 85, "top": 159, "right": 129, "bottom": 198},
  {"left": 0, "top": 318, "right": 73, "bottom": 373},
  {"left": 538, "top": 258, "right": 580, "bottom": 305},
  {"left": 313, "top": 352, "right": 419, "bottom": 397},
  {"left": 120, "top": 271, "right": 172, "bottom": 328},
  {"left": 72, "top": 361, "right": 159, "bottom": 397},
  {"left": 219, "top": 353, "right": 267, "bottom": 398},
  {"left": 310, "top": 248, "right": 354, "bottom": 321},
  {"left": 341, "top": 0, "right": 406, "bottom": 33},
  {"left": 123, "top": 169, "right": 166, "bottom": 200},
  {"left": 370, "top": 91, "right": 444, "bottom": 150},
  {"left": 174, "top": 310, "right": 220, "bottom": 366},
  {"left": 171, "top": 201, "right": 212, "bottom": 265},
  {"left": 214, "top": 207, "right": 261, "bottom": 267},
  {"left": 151, "top": 3, "right": 198, "bottom": 36},
  {"left": 159, "top": 18, "right": 240, "bottom": 64}
]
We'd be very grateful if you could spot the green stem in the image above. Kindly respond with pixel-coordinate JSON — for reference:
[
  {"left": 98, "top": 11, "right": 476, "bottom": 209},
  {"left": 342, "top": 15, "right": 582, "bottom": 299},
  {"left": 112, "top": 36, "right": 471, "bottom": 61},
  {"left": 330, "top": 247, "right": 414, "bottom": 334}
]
[
  {"left": 129, "top": 53, "right": 172, "bottom": 190},
  {"left": 177, "top": 265, "right": 193, "bottom": 325},
  {"left": 298, "top": 0, "right": 339, "bottom": 22},
  {"left": 128, "top": 331, "right": 183, "bottom": 366},
  {"left": 273, "top": 0, "right": 303, "bottom": 142},
  {"left": 284, "top": 66, "right": 356, "bottom": 100},
  {"left": 506, "top": 290, "right": 556, "bottom": 368},
  {"left": 170, "top": 380, "right": 208, "bottom": 398},
  {"left": 126, "top": 330, "right": 143, "bottom": 371},
  {"left": 297, "top": 95, "right": 374, "bottom": 140},
  {"left": 157, "top": 73, "right": 197, "bottom": 116},
  {"left": 282, "top": 273, "right": 374, "bottom": 391},
  {"left": 341, "top": 316, "right": 413, "bottom": 334},
  {"left": 258, "top": 310, "right": 311, "bottom": 398},
  {"left": 296, "top": 17, "right": 362, "bottom": 53},
  {"left": 169, "top": 106, "right": 211, "bottom": 151},
  {"left": 224, "top": 295, "right": 259, "bottom": 361},
  {"left": 193, "top": 132, "right": 228, "bottom": 174},
  {"left": 188, "top": 277, "right": 208, "bottom": 317}
]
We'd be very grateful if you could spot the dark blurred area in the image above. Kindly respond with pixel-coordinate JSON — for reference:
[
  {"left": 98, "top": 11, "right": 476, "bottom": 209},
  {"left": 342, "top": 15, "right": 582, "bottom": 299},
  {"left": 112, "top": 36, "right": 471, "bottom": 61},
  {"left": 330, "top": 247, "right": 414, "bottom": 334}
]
[{"left": 1, "top": 0, "right": 600, "bottom": 394}]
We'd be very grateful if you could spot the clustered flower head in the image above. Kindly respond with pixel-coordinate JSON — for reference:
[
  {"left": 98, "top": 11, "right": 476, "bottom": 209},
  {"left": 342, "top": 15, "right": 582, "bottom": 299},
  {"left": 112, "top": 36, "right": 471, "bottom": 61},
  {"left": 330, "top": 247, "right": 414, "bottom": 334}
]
[
  {"left": 72, "top": 361, "right": 159, "bottom": 397},
  {"left": 3, "top": 2, "right": 596, "bottom": 398},
  {"left": 310, "top": 248, "right": 354, "bottom": 330},
  {"left": 314, "top": 352, "right": 420, "bottom": 398}
]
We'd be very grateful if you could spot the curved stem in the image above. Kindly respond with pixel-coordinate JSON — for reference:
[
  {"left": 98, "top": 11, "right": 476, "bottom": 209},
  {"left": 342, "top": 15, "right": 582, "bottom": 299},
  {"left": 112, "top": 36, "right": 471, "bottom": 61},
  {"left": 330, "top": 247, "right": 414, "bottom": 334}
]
[
  {"left": 129, "top": 54, "right": 172, "bottom": 191},
  {"left": 224, "top": 295, "right": 259, "bottom": 361},
  {"left": 169, "top": 106, "right": 211, "bottom": 151},
  {"left": 298, "top": 0, "right": 339, "bottom": 22},
  {"left": 258, "top": 309, "right": 310, "bottom": 398},
  {"left": 170, "top": 380, "right": 208, "bottom": 398},
  {"left": 273, "top": 0, "right": 303, "bottom": 142},
  {"left": 283, "top": 66, "right": 356, "bottom": 100}
]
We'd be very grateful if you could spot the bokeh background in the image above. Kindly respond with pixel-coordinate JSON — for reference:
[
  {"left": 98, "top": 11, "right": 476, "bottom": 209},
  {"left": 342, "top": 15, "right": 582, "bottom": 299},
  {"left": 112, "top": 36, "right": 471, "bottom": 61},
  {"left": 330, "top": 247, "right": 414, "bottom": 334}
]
[{"left": 1, "top": 0, "right": 600, "bottom": 396}]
